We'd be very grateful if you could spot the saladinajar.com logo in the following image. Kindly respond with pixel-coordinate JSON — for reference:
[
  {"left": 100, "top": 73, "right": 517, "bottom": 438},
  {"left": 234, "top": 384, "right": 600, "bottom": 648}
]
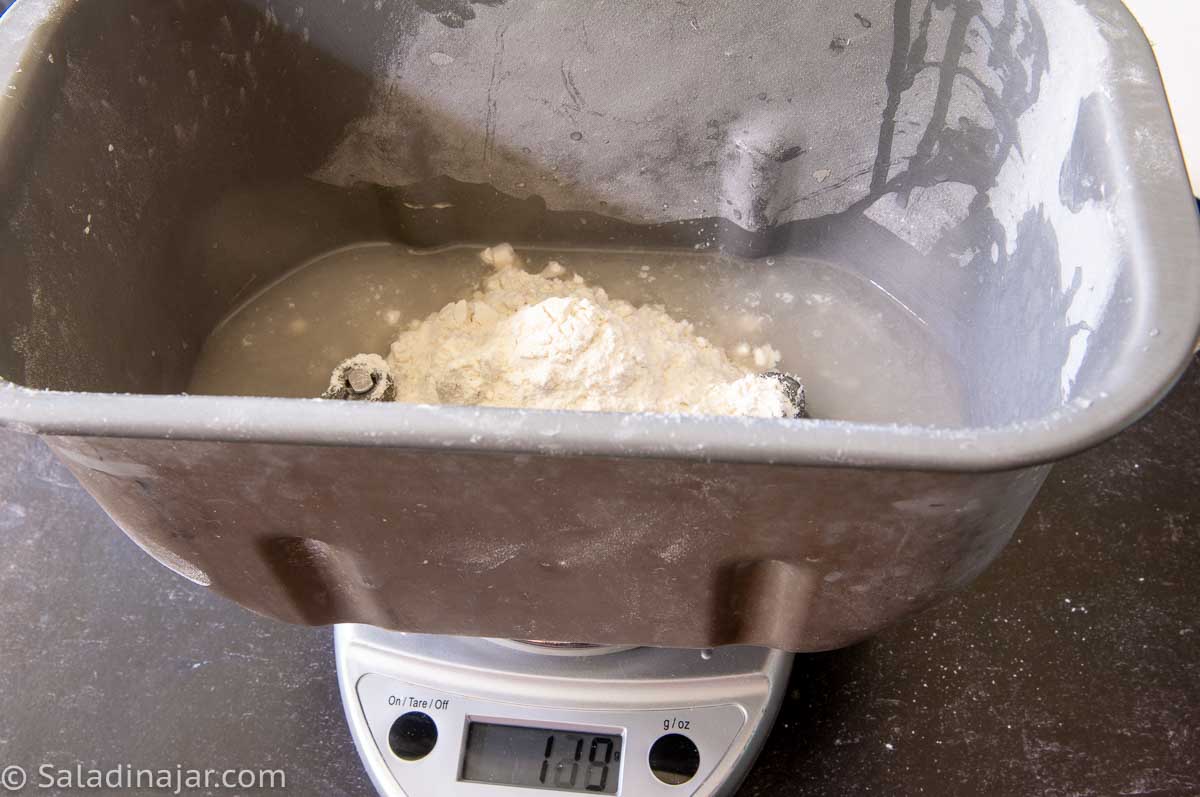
[{"left": 1, "top": 763, "right": 286, "bottom": 793}]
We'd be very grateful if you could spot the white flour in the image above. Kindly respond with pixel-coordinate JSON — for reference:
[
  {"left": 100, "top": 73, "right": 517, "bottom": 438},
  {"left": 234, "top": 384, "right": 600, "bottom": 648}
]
[{"left": 378, "top": 244, "right": 797, "bottom": 418}]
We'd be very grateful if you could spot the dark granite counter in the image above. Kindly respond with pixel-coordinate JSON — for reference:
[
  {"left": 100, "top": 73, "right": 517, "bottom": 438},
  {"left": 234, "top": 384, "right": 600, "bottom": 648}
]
[{"left": 1, "top": 357, "right": 1196, "bottom": 796}]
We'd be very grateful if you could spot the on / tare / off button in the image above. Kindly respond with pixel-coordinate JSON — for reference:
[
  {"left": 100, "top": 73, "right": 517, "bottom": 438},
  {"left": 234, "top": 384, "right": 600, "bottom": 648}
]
[
  {"left": 648, "top": 733, "right": 701, "bottom": 785},
  {"left": 388, "top": 711, "right": 438, "bottom": 761}
]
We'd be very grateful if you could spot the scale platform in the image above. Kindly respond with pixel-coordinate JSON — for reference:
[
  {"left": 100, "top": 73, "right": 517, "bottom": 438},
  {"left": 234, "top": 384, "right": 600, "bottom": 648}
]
[{"left": 335, "top": 625, "right": 794, "bottom": 796}]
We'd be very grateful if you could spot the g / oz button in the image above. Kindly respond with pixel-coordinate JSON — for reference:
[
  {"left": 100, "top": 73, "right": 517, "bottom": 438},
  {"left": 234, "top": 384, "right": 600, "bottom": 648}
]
[{"left": 648, "top": 733, "right": 700, "bottom": 785}]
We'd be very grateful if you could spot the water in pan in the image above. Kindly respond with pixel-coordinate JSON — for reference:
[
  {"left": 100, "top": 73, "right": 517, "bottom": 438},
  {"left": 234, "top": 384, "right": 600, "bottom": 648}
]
[{"left": 189, "top": 243, "right": 965, "bottom": 425}]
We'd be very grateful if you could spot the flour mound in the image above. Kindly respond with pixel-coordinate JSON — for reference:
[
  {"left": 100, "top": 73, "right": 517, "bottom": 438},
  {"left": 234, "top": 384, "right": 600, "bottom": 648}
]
[{"left": 383, "top": 244, "right": 798, "bottom": 418}]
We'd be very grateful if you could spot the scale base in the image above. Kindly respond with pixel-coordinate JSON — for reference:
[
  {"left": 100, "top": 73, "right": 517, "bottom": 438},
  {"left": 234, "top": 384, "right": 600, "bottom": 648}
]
[{"left": 335, "top": 626, "right": 793, "bottom": 797}]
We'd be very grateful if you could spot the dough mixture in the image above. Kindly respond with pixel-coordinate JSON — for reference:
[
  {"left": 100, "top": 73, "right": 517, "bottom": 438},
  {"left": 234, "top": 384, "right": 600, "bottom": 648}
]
[{"left": 326, "top": 244, "right": 803, "bottom": 418}]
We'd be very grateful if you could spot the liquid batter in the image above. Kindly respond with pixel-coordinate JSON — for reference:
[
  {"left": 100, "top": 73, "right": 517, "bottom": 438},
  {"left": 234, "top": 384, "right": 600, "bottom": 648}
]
[{"left": 189, "top": 243, "right": 964, "bottom": 425}]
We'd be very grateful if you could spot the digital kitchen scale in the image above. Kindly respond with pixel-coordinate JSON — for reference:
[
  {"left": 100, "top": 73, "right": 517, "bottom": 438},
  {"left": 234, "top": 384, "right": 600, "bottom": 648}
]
[{"left": 335, "top": 625, "right": 794, "bottom": 796}]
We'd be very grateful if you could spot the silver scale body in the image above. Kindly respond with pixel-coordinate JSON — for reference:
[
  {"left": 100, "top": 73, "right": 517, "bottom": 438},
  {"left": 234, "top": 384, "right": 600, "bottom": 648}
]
[{"left": 336, "top": 625, "right": 794, "bottom": 796}]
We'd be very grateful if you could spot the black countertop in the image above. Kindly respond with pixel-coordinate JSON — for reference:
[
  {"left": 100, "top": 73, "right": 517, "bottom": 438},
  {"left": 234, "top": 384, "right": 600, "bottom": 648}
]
[{"left": 1, "top": 358, "right": 1197, "bottom": 796}]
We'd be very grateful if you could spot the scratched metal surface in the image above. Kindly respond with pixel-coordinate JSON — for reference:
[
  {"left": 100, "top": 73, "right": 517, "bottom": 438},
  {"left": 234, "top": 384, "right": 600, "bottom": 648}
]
[
  {"left": 5, "top": 0, "right": 1199, "bottom": 656},
  {"left": 0, "top": 355, "right": 1195, "bottom": 796}
]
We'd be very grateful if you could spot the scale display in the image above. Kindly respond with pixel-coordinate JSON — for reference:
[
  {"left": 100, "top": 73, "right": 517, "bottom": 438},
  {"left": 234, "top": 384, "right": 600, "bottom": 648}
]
[
  {"left": 337, "top": 628, "right": 794, "bottom": 796},
  {"left": 460, "top": 721, "right": 622, "bottom": 794}
]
